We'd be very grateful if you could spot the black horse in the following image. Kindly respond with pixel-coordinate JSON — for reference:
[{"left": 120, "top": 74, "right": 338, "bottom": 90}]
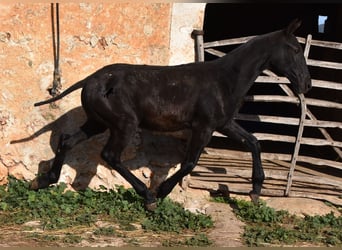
[{"left": 31, "top": 19, "right": 311, "bottom": 210}]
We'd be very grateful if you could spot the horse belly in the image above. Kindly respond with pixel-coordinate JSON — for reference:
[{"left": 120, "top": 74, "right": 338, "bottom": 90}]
[{"left": 140, "top": 104, "right": 192, "bottom": 132}]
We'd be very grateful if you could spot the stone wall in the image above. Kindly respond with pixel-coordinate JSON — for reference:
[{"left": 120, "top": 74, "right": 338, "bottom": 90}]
[{"left": 0, "top": 3, "right": 205, "bottom": 191}]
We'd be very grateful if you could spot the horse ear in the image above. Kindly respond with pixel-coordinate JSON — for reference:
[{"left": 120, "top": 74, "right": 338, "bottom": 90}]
[{"left": 285, "top": 19, "right": 302, "bottom": 35}]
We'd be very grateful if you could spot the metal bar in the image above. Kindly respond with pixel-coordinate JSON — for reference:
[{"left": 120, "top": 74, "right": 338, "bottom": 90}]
[{"left": 50, "top": 3, "right": 61, "bottom": 98}]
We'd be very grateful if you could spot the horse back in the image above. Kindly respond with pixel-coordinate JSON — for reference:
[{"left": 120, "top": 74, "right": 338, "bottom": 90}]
[{"left": 81, "top": 62, "right": 228, "bottom": 131}]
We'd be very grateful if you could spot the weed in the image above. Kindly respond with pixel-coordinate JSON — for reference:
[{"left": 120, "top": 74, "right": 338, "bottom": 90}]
[
  {"left": 62, "top": 233, "right": 82, "bottom": 244},
  {"left": 184, "top": 233, "right": 213, "bottom": 246},
  {"left": 231, "top": 198, "right": 288, "bottom": 223},
  {"left": 125, "top": 237, "right": 140, "bottom": 246},
  {"left": 141, "top": 197, "right": 213, "bottom": 232},
  {"left": 0, "top": 177, "right": 213, "bottom": 246},
  {"left": 26, "top": 232, "right": 60, "bottom": 245},
  {"left": 94, "top": 226, "right": 117, "bottom": 236},
  {"left": 119, "top": 223, "right": 137, "bottom": 231},
  {"left": 162, "top": 233, "right": 213, "bottom": 247},
  {"left": 212, "top": 196, "right": 342, "bottom": 246}
]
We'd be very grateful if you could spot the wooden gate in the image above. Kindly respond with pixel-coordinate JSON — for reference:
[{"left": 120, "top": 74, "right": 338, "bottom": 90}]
[{"left": 190, "top": 31, "right": 342, "bottom": 205}]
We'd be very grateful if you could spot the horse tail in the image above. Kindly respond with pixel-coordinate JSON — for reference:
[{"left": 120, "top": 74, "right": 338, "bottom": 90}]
[{"left": 34, "top": 79, "right": 85, "bottom": 106}]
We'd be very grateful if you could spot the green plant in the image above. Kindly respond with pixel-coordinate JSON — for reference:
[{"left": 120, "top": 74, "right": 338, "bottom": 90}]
[
  {"left": 125, "top": 237, "right": 140, "bottom": 246},
  {"left": 142, "top": 197, "right": 213, "bottom": 232},
  {"left": 119, "top": 223, "right": 137, "bottom": 231},
  {"left": 62, "top": 233, "right": 82, "bottom": 244},
  {"left": 184, "top": 233, "right": 213, "bottom": 246},
  {"left": 94, "top": 226, "right": 117, "bottom": 236},
  {"left": 0, "top": 178, "right": 145, "bottom": 228},
  {"left": 26, "top": 232, "right": 60, "bottom": 246},
  {"left": 212, "top": 197, "right": 342, "bottom": 247},
  {"left": 232, "top": 199, "right": 288, "bottom": 223},
  {"left": 0, "top": 177, "right": 213, "bottom": 246},
  {"left": 162, "top": 233, "right": 212, "bottom": 247}
]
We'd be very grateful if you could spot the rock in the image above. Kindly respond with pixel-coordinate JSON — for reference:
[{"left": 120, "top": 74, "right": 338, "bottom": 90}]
[
  {"left": 265, "top": 197, "right": 341, "bottom": 217},
  {"left": 0, "top": 163, "right": 9, "bottom": 185},
  {"left": 8, "top": 162, "right": 35, "bottom": 181},
  {"left": 23, "top": 220, "right": 42, "bottom": 232}
]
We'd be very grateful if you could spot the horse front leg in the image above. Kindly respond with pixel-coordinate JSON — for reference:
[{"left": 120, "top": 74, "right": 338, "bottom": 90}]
[
  {"left": 156, "top": 126, "right": 213, "bottom": 200},
  {"left": 218, "top": 121, "right": 265, "bottom": 204}
]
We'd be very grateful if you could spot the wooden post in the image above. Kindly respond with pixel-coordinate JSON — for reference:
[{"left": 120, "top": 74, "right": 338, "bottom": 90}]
[
  {"left": 285, "top": 93, "right": 307, "bottom": 196},
  {"left": 303, "top": 34, "right": 312, "bottom": 59},
  {"left": 191, "top": 29, "right": 205, "bottom": 62},
  {"left": 284, "top": 35, "right": 310, "bottom": 196}
]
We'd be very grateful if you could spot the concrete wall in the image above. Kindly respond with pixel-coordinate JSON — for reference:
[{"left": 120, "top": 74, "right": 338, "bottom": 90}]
[
  {"left": 169, "top": 3, "right": 206, "bottom": 65},
  {"left": 0, "top": 3, "right": 205, "bottom": 191}
]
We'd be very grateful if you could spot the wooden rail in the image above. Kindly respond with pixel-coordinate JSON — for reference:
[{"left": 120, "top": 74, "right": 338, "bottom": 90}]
[
  {"left": 190, "top": 153, "right": 342, "bottom": 206},
  {"left": 192, "top": 30, "right": 342, "bottom": 201}
]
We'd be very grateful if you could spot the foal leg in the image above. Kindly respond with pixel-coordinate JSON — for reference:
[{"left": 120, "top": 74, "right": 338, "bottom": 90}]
[
  {"left": 100, "top": 124, "right": 156, "bottom": 210},
  {"left": 157, "top": 125, "right": 213, "bottom": 199},
  {"left": 218, "top": 121, "right": 265, "bottom": 204},
  {"left": 30, "top": 120, "right": 106, "bottom": 190}
]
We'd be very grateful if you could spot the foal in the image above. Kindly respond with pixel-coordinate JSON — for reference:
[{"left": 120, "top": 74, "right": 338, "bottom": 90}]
[{"left": 31, "top": 19, "right": 311, "bottom": 210}]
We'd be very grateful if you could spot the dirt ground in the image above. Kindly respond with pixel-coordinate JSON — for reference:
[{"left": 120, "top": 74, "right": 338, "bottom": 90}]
[{"left": 0, "top": 185, "right": 340, "bottom": 247}]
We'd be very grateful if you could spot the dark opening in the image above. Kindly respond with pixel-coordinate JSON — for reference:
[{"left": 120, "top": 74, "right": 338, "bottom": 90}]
[{"left": 203, "top": 3, "right": 342, "bottom": 166}]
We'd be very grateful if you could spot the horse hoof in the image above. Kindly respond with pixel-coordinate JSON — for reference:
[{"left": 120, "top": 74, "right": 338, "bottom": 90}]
[
  {"left": 30, "top": 178, "right": 40, "bottom": 190},
  {"left": 218, "top": 184, "right": 230, "bottom": 197},
  {"left": 30, "top": 175, "right": 51, "bottom": 190},
  {"left": 145, "top": 202, "right": 157, "bottom": 212},
  {"left": 249, "top": 191, "right": 260, "bottom": 205}
]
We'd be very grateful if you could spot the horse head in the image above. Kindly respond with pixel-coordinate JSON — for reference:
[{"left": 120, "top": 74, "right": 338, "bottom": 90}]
[{"left": 269, "top": 19, "right": 312, "bottom": 94}]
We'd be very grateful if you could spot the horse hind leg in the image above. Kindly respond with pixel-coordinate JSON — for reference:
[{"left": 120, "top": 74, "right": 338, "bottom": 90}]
[
  {"left": 30, "top": 120, "right": 106, "bottom": 190},
  {"left": 157, "top": 125, "right": 213, "bottom": 200},
  {"left": 100, "top": 123, "right": 157, "bottom": 211}
]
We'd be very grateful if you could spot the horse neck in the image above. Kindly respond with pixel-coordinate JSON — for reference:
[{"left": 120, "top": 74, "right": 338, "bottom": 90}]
[{"left": 219, "top": 36, "right": 272, "bottom": 97}]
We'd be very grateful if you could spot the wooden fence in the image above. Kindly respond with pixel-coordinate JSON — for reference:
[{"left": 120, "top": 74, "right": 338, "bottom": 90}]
[{"left": 190, "top": 31, "right": 342, "bottom": 204}]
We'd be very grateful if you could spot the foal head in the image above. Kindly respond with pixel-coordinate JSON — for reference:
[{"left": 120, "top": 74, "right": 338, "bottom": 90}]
[{"left": 268, "top": 19, "right": 312, "bottom": 94}]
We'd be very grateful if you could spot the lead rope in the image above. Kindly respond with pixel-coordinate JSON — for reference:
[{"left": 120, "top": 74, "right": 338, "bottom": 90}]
[{"left": 49, "top": 3, "right": 61, "bottom": 98}]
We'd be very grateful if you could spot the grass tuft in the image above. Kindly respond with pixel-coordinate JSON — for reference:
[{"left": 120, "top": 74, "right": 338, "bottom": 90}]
[
  {"left": 0, "top": 177, "right": 213, "bottom": 246},
  {"left": 212, "top": 196, "right": 342, "bottom": 246}
]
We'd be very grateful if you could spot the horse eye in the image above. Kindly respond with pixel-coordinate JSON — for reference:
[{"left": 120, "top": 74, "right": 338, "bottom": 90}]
[{"left": 294, "top": 47, "right": 299, "bottom": 54}]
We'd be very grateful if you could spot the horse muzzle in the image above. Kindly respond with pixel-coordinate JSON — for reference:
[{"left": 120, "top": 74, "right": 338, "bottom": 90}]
[
  {"left": 292, "top": 75, "right": 312, "bottom": 94},
  {"left": 301, "top": 77, "right": 312, "bottom": 94}
]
